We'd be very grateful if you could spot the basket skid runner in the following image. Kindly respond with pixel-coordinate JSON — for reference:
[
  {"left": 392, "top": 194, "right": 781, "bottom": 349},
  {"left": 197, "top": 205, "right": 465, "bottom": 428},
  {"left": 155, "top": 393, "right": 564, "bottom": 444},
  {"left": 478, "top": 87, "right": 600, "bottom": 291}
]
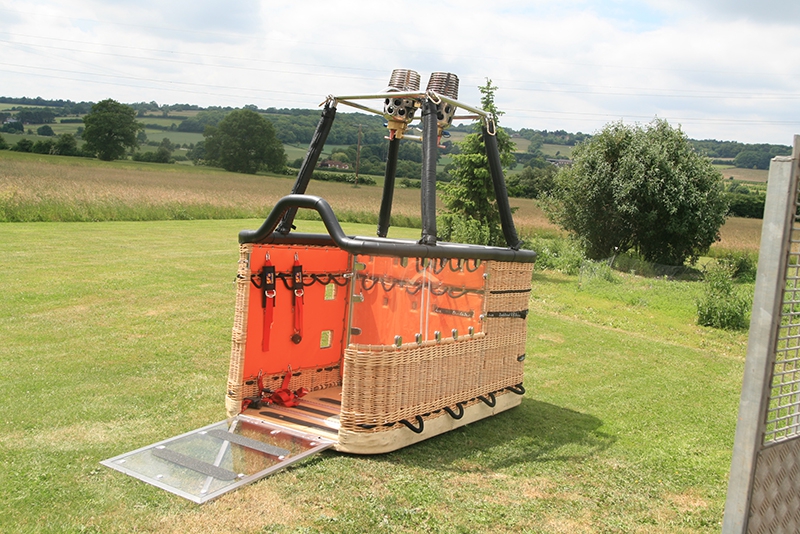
[{"left": 102, "top": 69, "right": 536, "bottom": 503}]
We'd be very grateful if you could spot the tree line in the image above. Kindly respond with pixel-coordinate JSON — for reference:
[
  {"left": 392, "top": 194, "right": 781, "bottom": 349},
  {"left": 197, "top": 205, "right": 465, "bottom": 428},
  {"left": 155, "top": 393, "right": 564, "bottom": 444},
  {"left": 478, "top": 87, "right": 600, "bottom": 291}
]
[
  {"left": 0, "top": 92, "right": 767, "bottom": 268},
  {"left": 2, "top": 95, "right": 791, "bottom": 170}
]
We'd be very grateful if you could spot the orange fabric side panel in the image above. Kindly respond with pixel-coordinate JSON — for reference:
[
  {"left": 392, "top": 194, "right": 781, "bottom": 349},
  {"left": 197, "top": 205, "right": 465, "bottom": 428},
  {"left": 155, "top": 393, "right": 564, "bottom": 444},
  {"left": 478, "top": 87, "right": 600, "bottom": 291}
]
[
  {"left": 349, "top": 256, "right": 486, "bottom": 346},
  {"left": 243, "top": 245, "right": 350, "bottom": 379}
]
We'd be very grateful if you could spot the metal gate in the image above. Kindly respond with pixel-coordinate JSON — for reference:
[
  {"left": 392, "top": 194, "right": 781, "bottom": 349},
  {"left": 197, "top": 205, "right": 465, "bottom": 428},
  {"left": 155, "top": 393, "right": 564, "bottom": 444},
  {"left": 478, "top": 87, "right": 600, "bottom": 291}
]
[{"left": 723, "top": 135, "right": 800, "bottom": 533}]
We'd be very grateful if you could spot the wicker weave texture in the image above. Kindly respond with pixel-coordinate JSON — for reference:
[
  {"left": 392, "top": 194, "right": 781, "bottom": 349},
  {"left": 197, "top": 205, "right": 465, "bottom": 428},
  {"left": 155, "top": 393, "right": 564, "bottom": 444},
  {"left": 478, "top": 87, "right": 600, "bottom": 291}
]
[
  {"left": 242, "top": 366, "right": 342, "bottom": 399},
  {"left": 339, "top": 260, "right": 531, "bottom": 433},
  {"left": 226, "top": 244, "right": 253, "bottom": 417}
]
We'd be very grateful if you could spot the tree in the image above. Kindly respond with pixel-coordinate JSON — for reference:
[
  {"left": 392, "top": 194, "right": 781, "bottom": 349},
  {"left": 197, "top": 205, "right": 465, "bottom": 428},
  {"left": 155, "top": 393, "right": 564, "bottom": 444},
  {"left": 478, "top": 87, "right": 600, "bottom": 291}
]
[
  {"left": 1, "top": 121, "right": 23, "bottom": 134},
  {"left": 32, "top": 140, "right": 56, "bottom": 154},
  {"left": 177, "top": 110, "right": 226, "bottom": 133},
  {"left": 0, "top": 134, "right": 8, "bottom": 150},
  {"left": 438, "top": 79, "right": 516, "bottom": 246},
  {"left": 505, "top": 164, "right": 557, "bottom": 199},
  {"left": 547, "top": 119, "right": 727, "bottom": 265},
  {"left": 37, "top": 125, "right": 55, "bottom": 136},
  {"left": 203, "top": 109, "right": 285, "bottom": 174},
  {"left": 186, "top": 141, "right": 205, "bottom": 164},
  {"left": 733, "top": 150, "right": 771, "bottom": 170},
  {"left": 53, "top": 133, "right": 79, "bottom": 156},
  {"left": 11, "top": 138, "right": 33, "bottom": 152},
  {"left": 82, "top": 99, "right": 142, "bottom": 161}
]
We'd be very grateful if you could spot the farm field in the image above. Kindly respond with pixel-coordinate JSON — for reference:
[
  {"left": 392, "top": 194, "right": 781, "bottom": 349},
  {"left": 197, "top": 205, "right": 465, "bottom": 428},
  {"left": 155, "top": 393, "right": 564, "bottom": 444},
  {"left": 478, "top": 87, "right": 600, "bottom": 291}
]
[
  {"left": 0, "top": 149, "right": 760, "bottom": 252},
  {"left": 714, "top": 166, "right": 768, "bottom": 183},
  {"left": 0, "top": 150, "right": 549, "bottom": 234},
  {"left": 0, "top": 215, "right": 751, "bottom": 533}
]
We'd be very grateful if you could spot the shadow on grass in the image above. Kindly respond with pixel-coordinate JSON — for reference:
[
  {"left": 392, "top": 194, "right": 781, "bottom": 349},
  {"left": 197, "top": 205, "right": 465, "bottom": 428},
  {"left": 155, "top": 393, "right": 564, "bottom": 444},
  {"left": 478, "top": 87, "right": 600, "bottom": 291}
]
[{"left": 378, "top": 398, "right": 615, "bottom": 472}]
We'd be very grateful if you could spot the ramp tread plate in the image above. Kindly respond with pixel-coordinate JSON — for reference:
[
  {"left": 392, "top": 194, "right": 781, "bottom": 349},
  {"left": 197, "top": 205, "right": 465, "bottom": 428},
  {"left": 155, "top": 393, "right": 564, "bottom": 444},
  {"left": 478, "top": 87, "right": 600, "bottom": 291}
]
[
  {"left": 151, "top": 447, "right": 238, "bottom": 481},
  {"left": 206, "top": 429, "right": 290, "bottom": 458}
]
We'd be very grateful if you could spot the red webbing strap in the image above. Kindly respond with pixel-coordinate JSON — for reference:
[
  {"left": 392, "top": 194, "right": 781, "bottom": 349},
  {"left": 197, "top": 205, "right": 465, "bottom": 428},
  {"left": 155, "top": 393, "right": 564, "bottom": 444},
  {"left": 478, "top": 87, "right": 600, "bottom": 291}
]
[
  {"left": 261, "top": 255, "right": 276, "bottom": 352},
  {"left": 269, "top": 365, "right": 307, "bottom": 407},
  {"left": 291, "top": 254, "right": 304, "bottom": 344}
]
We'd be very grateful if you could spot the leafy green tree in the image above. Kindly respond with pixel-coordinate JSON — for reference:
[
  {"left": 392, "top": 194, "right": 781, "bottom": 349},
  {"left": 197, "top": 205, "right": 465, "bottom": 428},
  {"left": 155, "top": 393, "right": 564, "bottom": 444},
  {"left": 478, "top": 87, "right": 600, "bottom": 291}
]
[
  {"left": 32, "top": 139, "right": 55, "bottom": 154},
  {"left": 132, "top": 147, "right": 172, "bottom": 163},
  {"left": 37, "top": 125, "right": 55, "bottom": 136},
  {"left": 82, "top": 99, "right": 143, "bottom": 161},
  {"left": 733, "top": 150, "right": 771, "bottom": 170},
  {"left": 203, "top": 109, "right": 286, "bottom": 174},
  {"left": 11, "top": 138, "right": 33, "bottom": 152},
  {"left": 438, "top": 79, "right": 515, "bottom": 246},
  {"left": 186, "top": 141, "right": 205, "bottom": 163},
  {"left": 0, "top": 134, "right": 8, "bottom": 150},
  {"left": 177, "top": 110, "right": 227, "bottom": 133},
  {"left": 53, "top": 133, "right": 79, "bottom": 156},
  {"left": 506, "top": 164, "right": 557, "bottom": 199},
  {"left": 1, "top": 121, "right": 23, "bottom": 134},
  {"left": 547, "top": 119, "right": 727, "bottom": 265},
  {"left": 330, "top": 151, "right": 350, "bottom": 163}
]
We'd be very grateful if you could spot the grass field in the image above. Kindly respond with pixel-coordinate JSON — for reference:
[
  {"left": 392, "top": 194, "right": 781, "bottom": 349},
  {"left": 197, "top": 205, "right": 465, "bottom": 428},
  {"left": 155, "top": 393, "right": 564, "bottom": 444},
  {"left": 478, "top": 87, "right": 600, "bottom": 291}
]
[
  {"left": 142, "top": 130, "right": 204, "bottom": 147},
  {"left": 714, "top": 166, "right": 768, "bottom": 183},
  {"left": 0, "top": 215, "right": 751, "bottom": 533},
  {"left": 0, "top": 149, "right": 762, "bottom": 532},
  {"left": 0, "top": 149, "right": 760, "bottom": 253}
]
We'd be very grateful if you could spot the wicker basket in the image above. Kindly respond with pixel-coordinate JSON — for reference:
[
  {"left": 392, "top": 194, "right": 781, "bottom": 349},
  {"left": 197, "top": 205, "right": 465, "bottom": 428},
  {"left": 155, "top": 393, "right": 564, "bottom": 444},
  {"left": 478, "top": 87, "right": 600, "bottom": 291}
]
[{"left": 226, "top": 241, "right": 533, "bottom": 453}]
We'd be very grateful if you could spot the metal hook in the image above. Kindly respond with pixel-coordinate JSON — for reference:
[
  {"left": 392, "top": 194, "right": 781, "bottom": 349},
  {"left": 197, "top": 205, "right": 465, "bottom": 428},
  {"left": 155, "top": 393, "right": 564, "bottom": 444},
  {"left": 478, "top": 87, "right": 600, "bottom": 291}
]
[{"left": 485, "top": 117, "right": 497, "bottom": 136}]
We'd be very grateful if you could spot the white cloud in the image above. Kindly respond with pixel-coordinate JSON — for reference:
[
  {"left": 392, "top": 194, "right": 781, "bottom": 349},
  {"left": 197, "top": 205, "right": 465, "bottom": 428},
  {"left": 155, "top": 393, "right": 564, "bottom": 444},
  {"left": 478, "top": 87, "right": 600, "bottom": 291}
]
[{"left": 1, "top": 0, "right": 798, "bottom": 144}]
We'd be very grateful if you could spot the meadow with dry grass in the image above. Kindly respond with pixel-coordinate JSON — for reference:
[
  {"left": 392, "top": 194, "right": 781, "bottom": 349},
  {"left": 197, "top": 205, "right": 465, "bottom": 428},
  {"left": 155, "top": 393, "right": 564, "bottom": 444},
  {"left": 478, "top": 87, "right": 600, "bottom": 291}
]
[
  {"left": 0, "top": 151, "right": 425, "bottom": 226},
  {"left": 2, "top": 150, "right": 756, "bottom": 252}
]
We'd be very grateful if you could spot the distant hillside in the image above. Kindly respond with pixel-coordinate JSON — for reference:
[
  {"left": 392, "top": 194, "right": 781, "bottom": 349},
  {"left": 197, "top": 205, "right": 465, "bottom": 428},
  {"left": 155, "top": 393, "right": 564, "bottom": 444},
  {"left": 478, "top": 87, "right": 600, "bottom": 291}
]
[{"left": 0, "top": 95, "right": 792, "bottom": 170}]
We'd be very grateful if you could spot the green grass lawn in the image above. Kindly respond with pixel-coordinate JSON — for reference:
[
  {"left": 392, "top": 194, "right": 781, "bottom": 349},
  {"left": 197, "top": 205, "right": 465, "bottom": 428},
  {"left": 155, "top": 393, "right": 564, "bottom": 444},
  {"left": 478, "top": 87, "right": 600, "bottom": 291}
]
[{"left": 0, "top": 219, "right": 747, "bottom": 533}]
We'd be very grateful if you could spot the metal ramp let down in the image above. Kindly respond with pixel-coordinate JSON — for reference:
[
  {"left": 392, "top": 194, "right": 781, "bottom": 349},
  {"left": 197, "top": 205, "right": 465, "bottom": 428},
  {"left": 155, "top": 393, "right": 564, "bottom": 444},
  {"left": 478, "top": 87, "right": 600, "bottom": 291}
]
[{"left": 101, "top": 415, "right": 334, "bottom": 503}]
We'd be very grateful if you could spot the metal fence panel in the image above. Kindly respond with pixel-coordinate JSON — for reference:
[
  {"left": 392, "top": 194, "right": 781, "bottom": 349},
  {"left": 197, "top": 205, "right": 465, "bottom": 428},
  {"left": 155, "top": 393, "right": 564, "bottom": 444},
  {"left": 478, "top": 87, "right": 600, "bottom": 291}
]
[{"left": 723, "top": 135, "right": 800, "bottom": 534}]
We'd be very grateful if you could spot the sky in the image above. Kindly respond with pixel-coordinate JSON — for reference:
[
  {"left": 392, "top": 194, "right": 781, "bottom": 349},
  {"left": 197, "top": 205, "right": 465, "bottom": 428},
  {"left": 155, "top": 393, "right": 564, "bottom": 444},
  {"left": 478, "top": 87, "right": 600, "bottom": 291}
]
[{"left": 2, "top": 0, "right": 799, "bottom": 145}]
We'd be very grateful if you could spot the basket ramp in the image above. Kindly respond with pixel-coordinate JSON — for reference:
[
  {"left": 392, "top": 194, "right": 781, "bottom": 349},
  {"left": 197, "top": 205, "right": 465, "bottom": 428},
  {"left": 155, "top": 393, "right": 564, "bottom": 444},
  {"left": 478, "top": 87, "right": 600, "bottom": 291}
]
[{"left": 101, "top": 415, "right": 333, "bottom": 504}]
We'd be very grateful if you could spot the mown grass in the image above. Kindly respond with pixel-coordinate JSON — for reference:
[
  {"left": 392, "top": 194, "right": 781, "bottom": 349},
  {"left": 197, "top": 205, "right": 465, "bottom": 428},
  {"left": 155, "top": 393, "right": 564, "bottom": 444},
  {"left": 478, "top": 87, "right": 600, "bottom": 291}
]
[{"left": 0, "top": 216, "right": 751, "bottom": 533}]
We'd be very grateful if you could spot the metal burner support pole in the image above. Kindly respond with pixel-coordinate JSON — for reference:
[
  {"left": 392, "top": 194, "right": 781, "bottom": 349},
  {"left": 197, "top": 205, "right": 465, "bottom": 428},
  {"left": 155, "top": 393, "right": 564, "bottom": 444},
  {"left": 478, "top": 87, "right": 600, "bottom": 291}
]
[
  {"left": 277, "top": 102, "right": 337, "bottom": 235},
  {"left": 419, "top": 98, "right": 439, "bottom": 245},
  {"left": 483, "top": 124, "right": 522, "bottom": 250},
  {"left": 377, "top": 137, "right": 400, "bottom": 238}
]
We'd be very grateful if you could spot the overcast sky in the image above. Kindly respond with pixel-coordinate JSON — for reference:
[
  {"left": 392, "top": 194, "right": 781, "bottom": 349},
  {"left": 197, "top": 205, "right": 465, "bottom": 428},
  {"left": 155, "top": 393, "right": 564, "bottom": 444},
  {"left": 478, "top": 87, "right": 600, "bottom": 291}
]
[{"left": 2, "top": 0, "right": 799, "bottom": 145}]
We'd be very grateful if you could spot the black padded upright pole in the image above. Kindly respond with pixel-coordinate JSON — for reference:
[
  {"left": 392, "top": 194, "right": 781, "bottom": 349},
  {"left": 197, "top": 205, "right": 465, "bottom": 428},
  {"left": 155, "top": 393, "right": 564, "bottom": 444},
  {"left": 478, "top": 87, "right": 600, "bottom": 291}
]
[
  {"left": 483, "top": 125, "right": 522, "bottom": 250},
  {"left": 276, "top": 103, "right": 337, "bottom": 235},
  {"left": 419, "top": 99, "right": 439, "bottom": 246},
  {"left": 377, "top": 137, "right": 400, "bottom": 237}
]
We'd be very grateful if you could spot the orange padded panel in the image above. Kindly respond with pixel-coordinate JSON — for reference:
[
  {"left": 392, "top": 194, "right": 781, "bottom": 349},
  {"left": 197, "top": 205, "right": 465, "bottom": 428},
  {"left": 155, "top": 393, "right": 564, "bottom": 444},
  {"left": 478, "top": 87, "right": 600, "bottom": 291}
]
[{"left": 243, "top": 245, "right": 350, "bottom": 378}]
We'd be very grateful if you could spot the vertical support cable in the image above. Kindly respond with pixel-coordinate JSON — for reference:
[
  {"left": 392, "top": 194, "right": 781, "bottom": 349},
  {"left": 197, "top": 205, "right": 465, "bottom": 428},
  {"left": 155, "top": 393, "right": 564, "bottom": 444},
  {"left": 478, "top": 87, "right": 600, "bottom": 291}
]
[
  {"left": 377, "top": 137, "right": 400, "bottom": 237},
  {"left": 277, "top": 103, "right": 337, "bottom": 235},
  {"left": 420, "top": 98, "right": 439, "bottom": 246},
  {"left": 482, "top": 125, "right": 522, "bottom": 250}
]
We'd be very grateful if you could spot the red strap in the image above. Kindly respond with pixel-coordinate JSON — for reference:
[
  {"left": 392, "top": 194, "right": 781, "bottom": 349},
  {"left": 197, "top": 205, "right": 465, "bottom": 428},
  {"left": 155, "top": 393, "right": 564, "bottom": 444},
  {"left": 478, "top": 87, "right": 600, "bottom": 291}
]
[
  {"left": 269, "top": 365, "right": 308, "bottom": 407},
  {"left": 291, "top": 255, "right": 304, "bottom": 344},
  {"left": 261, "top": 257, "right": 275, "bottom": 352}
]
